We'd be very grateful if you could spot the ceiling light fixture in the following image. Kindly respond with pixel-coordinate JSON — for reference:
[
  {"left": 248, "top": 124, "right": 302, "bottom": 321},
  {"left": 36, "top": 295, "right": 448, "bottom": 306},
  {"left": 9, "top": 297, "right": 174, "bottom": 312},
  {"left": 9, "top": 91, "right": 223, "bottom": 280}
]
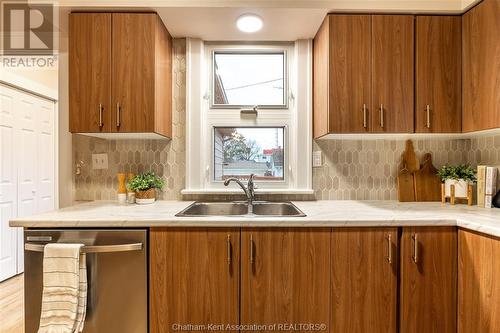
[{"left": 236, "top": 14, "right": 263, "bottom": 33}]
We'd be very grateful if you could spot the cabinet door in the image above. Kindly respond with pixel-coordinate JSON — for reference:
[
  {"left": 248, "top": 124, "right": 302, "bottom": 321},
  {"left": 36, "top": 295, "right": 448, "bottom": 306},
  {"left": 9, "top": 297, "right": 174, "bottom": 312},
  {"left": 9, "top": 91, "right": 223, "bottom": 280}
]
[
  {"left": 459, "top": 230, "right": 500, "bottom": 332},
  {"left": 463, "top": 0, "right": 500, "bottom": 132},
  {"left": 331, "top": 228, "right": 398, "bottom": 333},
  {"left": 241, "top": 228, "right": 330, "bottom": 332},
  {"left": 330, "top": 15, "right": 372, "bottom": 133},
  {"left": 400, "top": 227, "right": 457, "bottom": 333},
  {"left": 69, "top": 13, "right": 112, "bottom": 132},
  {"left": 112, "top": 13, "right": 156, "bottom": 133},
  {"left": 372, "top": 15, "right": 414, "bottom": 133},
  {"left": 416, "top": 16, "right": 462, "bottom": 133},
  {"left": 150, "top": 228, "right": 240, "bottom": 333}
]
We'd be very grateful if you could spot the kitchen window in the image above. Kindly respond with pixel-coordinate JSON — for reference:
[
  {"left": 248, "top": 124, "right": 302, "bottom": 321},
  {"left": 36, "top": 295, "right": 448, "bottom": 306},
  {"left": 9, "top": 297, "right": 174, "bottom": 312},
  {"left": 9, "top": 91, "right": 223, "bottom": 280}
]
[
  {"left": 184, "top": 40, "right": 312, "bottom": 194},
  {"left": 212, "top": 52, "right": 287, "bottom": 108},
  {"left": 214, "top": 127, "right": 285, "bottom": 181}
]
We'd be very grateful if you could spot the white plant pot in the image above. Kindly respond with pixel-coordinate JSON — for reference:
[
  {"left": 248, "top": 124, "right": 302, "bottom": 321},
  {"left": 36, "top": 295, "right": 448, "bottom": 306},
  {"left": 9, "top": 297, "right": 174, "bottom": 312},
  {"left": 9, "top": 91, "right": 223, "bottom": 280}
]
[{"left": 444, "top": 179, "right": 469, "bottom": 198}]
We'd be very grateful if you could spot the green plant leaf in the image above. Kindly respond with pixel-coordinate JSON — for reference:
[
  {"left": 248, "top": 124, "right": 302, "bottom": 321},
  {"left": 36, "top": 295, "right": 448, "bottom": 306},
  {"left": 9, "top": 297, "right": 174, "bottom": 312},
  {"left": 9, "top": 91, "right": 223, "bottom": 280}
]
[{"left": 127, "top": 172, "right": 165, "bottom": 192}]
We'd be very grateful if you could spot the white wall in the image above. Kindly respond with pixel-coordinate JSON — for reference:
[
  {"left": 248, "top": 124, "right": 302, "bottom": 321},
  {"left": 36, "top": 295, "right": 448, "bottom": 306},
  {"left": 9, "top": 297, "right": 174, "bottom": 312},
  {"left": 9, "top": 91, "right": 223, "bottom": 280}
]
[{"left": 57, "top": 8, "right": 73, "bottom": 208}]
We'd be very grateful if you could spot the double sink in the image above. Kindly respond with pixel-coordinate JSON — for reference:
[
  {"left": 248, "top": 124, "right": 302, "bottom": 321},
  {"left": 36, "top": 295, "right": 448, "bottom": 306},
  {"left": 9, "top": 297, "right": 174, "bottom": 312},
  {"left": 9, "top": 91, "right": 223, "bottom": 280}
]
[{"left": 176, "top": 201, "right": 306, "bottom": 217}]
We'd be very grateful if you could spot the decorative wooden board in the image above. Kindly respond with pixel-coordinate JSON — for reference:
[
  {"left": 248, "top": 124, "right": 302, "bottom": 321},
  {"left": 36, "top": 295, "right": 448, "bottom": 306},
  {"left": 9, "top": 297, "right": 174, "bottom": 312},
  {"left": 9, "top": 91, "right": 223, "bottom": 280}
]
[{"left": 414, "top": 153, "right": 441, "bottom": 202}]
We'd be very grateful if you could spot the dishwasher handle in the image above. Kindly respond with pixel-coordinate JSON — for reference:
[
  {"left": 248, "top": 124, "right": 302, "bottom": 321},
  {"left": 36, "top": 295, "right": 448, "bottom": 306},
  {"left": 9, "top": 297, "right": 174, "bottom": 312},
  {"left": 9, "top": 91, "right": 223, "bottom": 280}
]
[{"left": 25, "top": 242, "right": 143, "bottom": 253}]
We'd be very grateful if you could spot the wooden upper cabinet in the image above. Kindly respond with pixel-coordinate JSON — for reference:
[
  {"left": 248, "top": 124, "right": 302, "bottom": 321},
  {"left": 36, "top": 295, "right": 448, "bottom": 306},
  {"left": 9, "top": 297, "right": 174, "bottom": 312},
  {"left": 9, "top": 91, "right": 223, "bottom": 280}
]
[
  {"left": 331, "top": 228, "right": 398, "bottom": 333},
  {"left": 371, "top": 15, "right": 414, "bottom": 133},
  {"left": 459, "top": 229, "right": 500, "bottom": 333},
  {"left": 313, "top": 15, "right": 371, "bottom": 138},
  {"left": 463, "top": 0, "right": 500, "bottom": 132},
  {"left": 330, "top": 15, "right": 372, "bottom": 134},
  {"left": 240, "top": 228, "right": 330, "bottom": 332},
  {"left": 150, "top": 228, "right": 240, "bottom": 333},
  {"left": 416, "top": 16, "right": 462, "bottom": 133},
  {"left": 400, "top": 227, "right": 457, "bottom": 333},
  {"left": 69, "top": 13, "right": 112, "bottom": 133},
  {"left": 313, "top": 14, "right": 414, "bottom": 137},
  {"left": 69, "top": 12, "right": 172, "bottom": 138}
]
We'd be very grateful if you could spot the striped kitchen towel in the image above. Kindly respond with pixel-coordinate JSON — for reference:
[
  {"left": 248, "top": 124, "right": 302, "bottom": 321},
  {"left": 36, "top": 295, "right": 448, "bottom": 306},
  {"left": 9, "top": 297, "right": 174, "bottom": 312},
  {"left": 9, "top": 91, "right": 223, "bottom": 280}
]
[{"left": 38, "top": 243, "right": 87, "bottom": 333}]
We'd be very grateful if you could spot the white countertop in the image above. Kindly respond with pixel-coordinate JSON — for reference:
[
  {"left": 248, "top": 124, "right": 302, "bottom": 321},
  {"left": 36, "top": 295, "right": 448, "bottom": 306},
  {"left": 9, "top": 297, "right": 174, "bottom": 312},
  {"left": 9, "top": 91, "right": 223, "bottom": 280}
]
[{"left": 9, "top": 200, "right": 500, "bottom": 237}]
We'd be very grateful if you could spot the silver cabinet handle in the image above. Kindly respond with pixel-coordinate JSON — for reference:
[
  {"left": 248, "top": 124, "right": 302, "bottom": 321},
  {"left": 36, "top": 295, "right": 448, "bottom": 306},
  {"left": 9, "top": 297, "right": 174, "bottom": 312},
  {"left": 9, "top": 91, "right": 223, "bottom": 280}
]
[
  {"left": 98, "top": 103, "right": 103, "bottom": 128},
  {"left": 25, "top": 242, "right": 142, "bottom": 253},
  {"left": 250, "top": 234, "right": 255, "bottom": 264},
  {"left": 425, "top": 105, "right": 431, "bottom": 129},
  {"left": 379, "top": 104, "right": 384, "bottom": 128},
  {"left": 226, "top": 234, "right": 232, "bottom": 266},
  {"left": 362, "top": 104, "right": 368, "bottom": 128},
  {"left": 116, "top": 103, "right": 121, "bottom": 128},
  {"left": 385, "top": 233, "right": 392, "bottom": 264},
  {"left": 411, "top": 234, "right": 418, "bottom": 264}
]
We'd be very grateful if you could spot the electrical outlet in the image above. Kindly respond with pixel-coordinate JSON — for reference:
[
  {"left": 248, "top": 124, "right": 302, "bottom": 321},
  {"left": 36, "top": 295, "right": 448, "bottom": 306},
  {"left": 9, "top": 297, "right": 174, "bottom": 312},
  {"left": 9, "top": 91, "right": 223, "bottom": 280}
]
[
  {"left": 312, "top": 151, "right": 322, "bottom": 167},
  {"left": 92, "top": 153, "right": 108, "bottom": 170}
]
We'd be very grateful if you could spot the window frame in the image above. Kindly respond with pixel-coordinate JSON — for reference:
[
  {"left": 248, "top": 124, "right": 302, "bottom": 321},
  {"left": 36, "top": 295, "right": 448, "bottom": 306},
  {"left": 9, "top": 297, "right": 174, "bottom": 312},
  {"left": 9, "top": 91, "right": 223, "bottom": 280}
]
[
  {"left": 210, "top": 49, "right": 289, "bottom": 110},
  {"left": 183, "top": 39, "right": 313, "bottom": 195},
  {"left": 211, "top": 126, "right": 288, "bottom": 184}
]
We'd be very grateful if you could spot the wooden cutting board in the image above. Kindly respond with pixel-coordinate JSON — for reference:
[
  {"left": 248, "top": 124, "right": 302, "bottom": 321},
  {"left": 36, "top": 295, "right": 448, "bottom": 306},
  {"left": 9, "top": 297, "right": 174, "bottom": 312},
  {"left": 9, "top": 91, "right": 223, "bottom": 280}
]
[
  {"left": 402, "top": 140, "right": 420, "bottom": 173},
  {"left": 398, "top": 165, "right": 415, "bottom": 202},
  {"left": 414, "top": 153, "right": 442, "bottom": 202}
]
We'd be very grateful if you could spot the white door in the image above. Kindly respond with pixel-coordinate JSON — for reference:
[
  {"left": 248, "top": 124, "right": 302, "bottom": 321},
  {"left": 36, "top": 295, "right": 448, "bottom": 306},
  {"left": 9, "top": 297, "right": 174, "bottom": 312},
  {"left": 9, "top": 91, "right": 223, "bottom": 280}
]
[
  {"left": 35, "top": 96, "right": 55, "bottom": 213},
  {"left": 0, "top": 86, "right": 18, "bottom": 282},
  {"left": 16, "top": 91, "right": 38, "bottom": 274},
  {"left": 0, "top": 84, "right": 56, "bottom": 280}
]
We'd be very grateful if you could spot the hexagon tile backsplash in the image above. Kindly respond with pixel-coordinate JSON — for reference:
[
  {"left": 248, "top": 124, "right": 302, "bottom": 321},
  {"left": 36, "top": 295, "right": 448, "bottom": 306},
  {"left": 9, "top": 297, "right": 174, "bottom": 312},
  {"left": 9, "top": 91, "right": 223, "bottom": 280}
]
[
  {"left": 72, "top": 40, "right": 500, "bottom": 202},
  {"left": 312, "top": 135, "right": 500, "bottom": 200}
]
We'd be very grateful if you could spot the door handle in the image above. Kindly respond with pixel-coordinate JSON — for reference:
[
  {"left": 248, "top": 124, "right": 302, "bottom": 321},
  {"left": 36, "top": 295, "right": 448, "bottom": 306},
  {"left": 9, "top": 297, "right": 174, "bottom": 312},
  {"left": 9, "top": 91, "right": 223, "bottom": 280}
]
[
  {"left": 226, "top": 234, "right": 232, "bottom": 266},
  {"left": 425, "top": 105, "right": 431, "bottom": 129},
  {"left": 250, "top": 234, "right": 255, "bottom": 264},
  {"left": 362, "top": 104, "right": 368, "bottom": 128},
  {"left": 379, "top": 104, "right": 384, "bottom": 128},
  {"left": 98, "top": 103, "right": 103, "bottom": 128},
  {"left": 385, "top": 233, "right": 392, "bottom": 264},
  {"left": 411, "top": 234, "right": 418, "bottom": 264},
  {"left": 116, "top": 103, "right": 121, "bottom": 128},
  {"left": 25, "top": 242, "right": 142, "bottom": 253}
]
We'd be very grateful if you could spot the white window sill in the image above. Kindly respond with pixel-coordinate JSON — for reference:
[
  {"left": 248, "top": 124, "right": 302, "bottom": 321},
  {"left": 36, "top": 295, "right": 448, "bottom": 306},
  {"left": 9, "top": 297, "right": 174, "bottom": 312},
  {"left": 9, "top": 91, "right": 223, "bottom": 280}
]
[{"left": 180, "top": 188, "right": 314, "bottom": 195}]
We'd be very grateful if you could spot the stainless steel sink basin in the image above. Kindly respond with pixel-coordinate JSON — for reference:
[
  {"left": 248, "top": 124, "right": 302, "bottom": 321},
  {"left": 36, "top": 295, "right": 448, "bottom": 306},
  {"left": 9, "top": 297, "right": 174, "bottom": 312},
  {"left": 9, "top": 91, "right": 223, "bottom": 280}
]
[{"left": 176, "top": 201, "right": 306, "bottom": 217}]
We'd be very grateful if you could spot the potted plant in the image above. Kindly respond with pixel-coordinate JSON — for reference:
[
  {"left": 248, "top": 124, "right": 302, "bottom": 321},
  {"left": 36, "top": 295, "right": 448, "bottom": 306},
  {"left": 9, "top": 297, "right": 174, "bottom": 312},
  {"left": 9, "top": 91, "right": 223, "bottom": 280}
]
[
  {"left": 127, "top": 172, "right": 164, "bottom": 204},
  {"left": 437, "top": 164, "right": 477, "bottom": 198}
]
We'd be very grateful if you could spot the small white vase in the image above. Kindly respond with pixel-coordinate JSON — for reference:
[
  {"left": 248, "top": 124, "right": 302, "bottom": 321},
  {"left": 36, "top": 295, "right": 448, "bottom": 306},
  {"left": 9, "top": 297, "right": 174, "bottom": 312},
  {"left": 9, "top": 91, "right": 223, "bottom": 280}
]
[{"left": 444, "top": 179, "right": 469, "bottom": 198}]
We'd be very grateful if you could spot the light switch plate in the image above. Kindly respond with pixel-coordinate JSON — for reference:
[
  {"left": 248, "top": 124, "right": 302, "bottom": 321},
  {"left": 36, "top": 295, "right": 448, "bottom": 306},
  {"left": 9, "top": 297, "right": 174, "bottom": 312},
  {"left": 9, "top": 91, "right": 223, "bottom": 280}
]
[
  {"left": 312, "top": 151, "right": 322, "bottom": 167},
  {"left": 92, "top": 153, "right": 108, "bottom": 170}
]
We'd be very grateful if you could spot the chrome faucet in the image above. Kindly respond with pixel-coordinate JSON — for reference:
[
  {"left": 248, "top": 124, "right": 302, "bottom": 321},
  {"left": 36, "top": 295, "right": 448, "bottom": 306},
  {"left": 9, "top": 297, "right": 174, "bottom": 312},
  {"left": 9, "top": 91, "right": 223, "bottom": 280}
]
[{"left": 224, "top": 174, "right": 257, "bottom": 213}]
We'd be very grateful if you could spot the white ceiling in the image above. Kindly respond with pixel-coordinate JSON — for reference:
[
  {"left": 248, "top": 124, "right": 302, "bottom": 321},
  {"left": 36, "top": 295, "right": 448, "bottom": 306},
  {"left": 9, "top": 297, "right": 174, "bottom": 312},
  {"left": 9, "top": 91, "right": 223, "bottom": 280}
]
[{"left": 61, "top": 0, "right": 480, "bottom": 41}]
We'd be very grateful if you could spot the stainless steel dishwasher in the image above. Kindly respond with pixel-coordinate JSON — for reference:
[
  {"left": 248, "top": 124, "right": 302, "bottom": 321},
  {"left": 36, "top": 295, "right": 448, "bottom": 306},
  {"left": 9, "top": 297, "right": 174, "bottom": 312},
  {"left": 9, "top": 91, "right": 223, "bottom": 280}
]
[{"left": 24, "top": 229, "right": 148, "bottom": 333}]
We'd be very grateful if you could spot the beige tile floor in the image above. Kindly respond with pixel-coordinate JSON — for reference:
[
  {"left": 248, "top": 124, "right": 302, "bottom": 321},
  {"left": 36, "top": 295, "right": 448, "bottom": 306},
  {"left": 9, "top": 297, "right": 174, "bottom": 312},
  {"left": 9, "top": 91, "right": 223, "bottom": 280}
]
[{"left": 0, "top": 274, "right": 24, "bottom": 333}]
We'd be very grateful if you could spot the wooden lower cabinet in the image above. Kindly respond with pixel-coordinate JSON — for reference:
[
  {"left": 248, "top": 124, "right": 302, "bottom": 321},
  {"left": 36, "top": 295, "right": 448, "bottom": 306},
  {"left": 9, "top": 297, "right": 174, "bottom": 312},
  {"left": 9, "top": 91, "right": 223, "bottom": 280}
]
[
  {"left": 459, "top": 229, "right": 500, "bottom": 333},
  {"left": 400, "top": 227, "right": 457, "bottom": 333},
  {"left": 240, "top": 228, "right": 330, "bottom": 332},
  {"left": 331, "top": 228, "right": 398, "bottom": 333},
  {"left": 150, "top": 228, "right": 240, "bottom": 333}
]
